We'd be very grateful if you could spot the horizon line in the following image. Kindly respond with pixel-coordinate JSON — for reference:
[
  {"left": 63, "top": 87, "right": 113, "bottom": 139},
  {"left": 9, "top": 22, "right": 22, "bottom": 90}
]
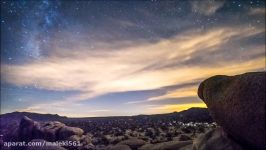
[{"left": 0, "top": 107, "right": 207, "bottom": 118}]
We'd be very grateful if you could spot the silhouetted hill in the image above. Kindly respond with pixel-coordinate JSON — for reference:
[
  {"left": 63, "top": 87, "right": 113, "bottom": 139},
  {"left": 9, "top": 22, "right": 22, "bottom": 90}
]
[
  {"left": 135, "top": 107, "right": 212, "bottom": 123},
  {"left": 0, "top": 111, "right": 67, "bottom": 127},
  {"left": 0, "top": 107, "right": 212, "bottom": 123}
]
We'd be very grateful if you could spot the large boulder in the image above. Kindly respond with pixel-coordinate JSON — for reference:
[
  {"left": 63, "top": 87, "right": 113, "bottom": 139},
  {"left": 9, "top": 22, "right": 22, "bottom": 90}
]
[
  {"left": 198, "top": 72, "right": 265, "bottom": 149},
  {"left": 139, "top": 140, "right": 193, "bottom": 150},
  {"left": 179, "top": 134, "right": 192, "bottom": 141},
  {"left": 58, "top": 126, "right": 84, "bottom": 140},
  {"left": 40, "top": 121, "right": 65, "bottom": 141},
  {"left": 19, "top": 116, "right": 66, "bottom": 141},
  {"left": 118, "top": 138, "right": 146, "bottom": 150},
  {"left": 18, "top": 116, "right": 84, "bottom": 142},
  {"left": 107, "top": 144, "right": 132, "bottom": 150},
  {"left": 193, "top": 127, "right": 243, "bottom": 150},
  {"left": 19, "top": 116, "right": 40, "bottom": 141}
]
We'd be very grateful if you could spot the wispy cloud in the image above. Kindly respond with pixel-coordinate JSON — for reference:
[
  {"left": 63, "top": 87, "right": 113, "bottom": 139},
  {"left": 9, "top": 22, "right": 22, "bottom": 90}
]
[
  {"left": 2, "top": 25, "right": 265, "bottom": 116},
  {"left": 88, "top": 109, "right": 110, "bottom": 112},
  {"left": 190, "top": 0, "right": 225, "bottom": 16},
  {"left": 249, "top": 8, "right": 265, "bottom": 15},
  {"left": 127, "top": 56, "right": 265, "bottom": 104},
  {"left": 148, "top": 86, "right": 198, "bottom": 101}
]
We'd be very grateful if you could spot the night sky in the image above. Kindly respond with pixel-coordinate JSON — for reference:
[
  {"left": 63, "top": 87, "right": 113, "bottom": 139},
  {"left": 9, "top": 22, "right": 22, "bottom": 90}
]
[{"left": 1, "top": 0, "right": 265, "bottom": 117}]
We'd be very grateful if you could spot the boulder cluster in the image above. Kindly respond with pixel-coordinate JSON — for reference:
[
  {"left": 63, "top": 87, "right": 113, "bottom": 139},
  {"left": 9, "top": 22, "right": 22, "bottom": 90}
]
[
  {"left": 2, "top": 116, "right": 216, "bottom": 150},
  {"left": 19, "top": 116, "right": 84, "bottom": 142}
]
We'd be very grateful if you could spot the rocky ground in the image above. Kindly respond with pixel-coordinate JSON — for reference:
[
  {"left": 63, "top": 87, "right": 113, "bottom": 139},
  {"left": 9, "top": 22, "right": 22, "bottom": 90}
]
[
  {"left": 0, "top": 71, "right": 265, "bottom": 150},
  {"left": 0, "top": 109, "right": 216, "bottom": 150}
]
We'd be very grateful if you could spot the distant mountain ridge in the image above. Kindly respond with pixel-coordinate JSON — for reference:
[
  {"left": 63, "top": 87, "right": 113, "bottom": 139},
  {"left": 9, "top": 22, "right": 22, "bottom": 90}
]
[
  {"left": 0, "top": 111, "right": 67, "bottom": 122},
  {"left": 0, "top": 107, "right": 213, "bottom": 123}
]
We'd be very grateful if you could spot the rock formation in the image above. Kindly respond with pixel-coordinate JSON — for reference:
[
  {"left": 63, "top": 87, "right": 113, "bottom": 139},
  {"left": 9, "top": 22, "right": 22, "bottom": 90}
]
[
  {"left": 193, "top": 127, "right": 243, "bottom": 150},
  {"left": 139, "top": 140, "right": 193, "bottom": 150},
  {"left": 117, "top": 138, "right": 146, "bottom": 150},
  {"left": 198, "top": 72, "right": 266, "bottom": 150},
  {"left": 19, "top": 116, "right": 84, "bottom": 142}
]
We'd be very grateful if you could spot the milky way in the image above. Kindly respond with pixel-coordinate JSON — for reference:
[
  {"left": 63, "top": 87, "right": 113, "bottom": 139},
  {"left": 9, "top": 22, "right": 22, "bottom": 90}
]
[{"left": 1, "top": 0, "right": 265, "bottom": 117}]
